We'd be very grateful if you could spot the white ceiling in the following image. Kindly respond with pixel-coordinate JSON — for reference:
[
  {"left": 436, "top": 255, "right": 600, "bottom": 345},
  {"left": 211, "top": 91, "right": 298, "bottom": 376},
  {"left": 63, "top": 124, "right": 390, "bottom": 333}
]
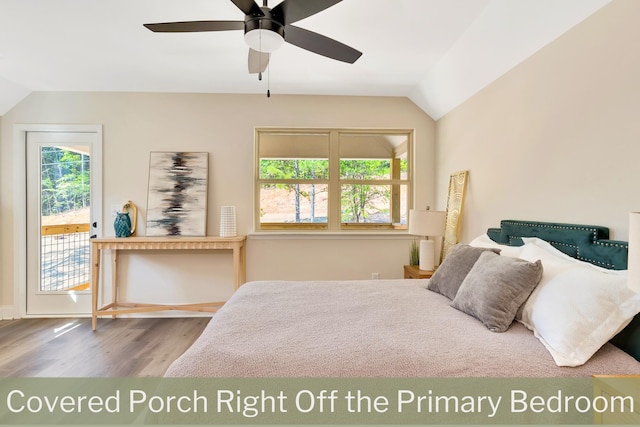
[{"left": 0, "top": 0, "right": 610, "bottom": 118}]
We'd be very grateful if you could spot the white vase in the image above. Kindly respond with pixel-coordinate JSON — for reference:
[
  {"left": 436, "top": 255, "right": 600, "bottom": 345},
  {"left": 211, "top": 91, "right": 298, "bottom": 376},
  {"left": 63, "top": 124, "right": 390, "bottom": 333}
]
[
  {"left": 219, "top": 206, "right": 237, "bottom": 237},
  {"left": 419, "top": 239, "right": 435, "bottom": 271}
]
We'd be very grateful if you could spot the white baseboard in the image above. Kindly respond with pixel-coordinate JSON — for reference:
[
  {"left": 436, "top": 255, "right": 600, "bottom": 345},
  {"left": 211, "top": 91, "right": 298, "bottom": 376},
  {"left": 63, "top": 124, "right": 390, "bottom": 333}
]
[{"left": 1, "top": 306, "right": 15, "bottom": 320}]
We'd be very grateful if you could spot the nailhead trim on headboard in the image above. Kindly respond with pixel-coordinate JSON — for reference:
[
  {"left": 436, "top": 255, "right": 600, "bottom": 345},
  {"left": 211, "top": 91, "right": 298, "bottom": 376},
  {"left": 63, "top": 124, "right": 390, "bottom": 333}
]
[
  {"left": 487, "top": 219, "right": 638, "bottom": 363},
  {"left": 487, "top": 220, "right": 628, "bottom": 270}
]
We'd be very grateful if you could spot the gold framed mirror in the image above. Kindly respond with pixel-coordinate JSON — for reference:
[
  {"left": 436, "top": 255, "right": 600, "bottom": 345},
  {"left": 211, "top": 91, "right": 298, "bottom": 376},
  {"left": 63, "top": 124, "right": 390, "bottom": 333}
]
[{"left": 441, "top": 170, "right": 468, "bottom": 261}]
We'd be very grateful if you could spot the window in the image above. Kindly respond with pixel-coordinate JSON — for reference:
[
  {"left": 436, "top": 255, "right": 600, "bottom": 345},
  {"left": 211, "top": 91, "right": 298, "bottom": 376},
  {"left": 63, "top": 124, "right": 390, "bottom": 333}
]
[{"left": 256, "top": 128, "right": 412, "bottom": 231}]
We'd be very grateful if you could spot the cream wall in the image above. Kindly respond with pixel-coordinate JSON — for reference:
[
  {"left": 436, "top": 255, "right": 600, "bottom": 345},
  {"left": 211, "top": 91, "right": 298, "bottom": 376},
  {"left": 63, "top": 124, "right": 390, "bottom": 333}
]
[
  {"left": 436, "top": 0, "right": 640, "bottom": 243},
  {"left": 0, "top": 115, "right": 4, "bottom": 315},
  {"left": 0, "top": 93, "right": 435, "bottom": 317},
  {"left": 5, "top": 0, "right": 635, "bottom": 318}
]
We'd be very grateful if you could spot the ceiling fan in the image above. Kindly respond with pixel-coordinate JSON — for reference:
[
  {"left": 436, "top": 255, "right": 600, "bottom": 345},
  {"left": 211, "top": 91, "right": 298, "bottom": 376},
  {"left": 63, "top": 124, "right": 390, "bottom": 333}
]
[{"left": 144, "top": 0, "right": 363, "bottom": 76}]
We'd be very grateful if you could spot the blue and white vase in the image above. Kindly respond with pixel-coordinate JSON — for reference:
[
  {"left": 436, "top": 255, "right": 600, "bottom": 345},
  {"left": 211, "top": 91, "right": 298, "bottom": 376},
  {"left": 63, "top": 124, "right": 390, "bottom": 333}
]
[{"left": 114, "top": 212, "right": 133, "bottom": 237}]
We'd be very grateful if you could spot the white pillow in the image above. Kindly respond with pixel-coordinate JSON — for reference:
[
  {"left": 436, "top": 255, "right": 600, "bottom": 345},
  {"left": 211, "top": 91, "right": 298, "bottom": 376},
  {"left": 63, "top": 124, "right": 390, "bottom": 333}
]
[
  {"left": 518, "top": 241, "right": 640, "bottom": 367},
  {"left": 516, "top": 242, "right": 576, "bottom": 321},
  {"left": 521, "top": 237, "right": 576, "bottom": 262},
  {"left": 467, "top": 234, "right": 524, "bottom": 258}
]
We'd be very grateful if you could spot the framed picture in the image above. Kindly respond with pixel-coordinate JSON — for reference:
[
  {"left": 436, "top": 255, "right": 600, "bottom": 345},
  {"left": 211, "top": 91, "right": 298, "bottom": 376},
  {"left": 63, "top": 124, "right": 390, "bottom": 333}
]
[{"left": 146, "top": 151, "right": 208, "bottom": 236}]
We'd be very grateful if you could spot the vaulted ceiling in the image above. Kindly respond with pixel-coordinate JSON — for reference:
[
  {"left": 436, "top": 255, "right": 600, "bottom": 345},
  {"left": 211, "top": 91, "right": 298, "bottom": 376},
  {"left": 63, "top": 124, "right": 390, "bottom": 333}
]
[{"left": 0, "top": 0, "right": 610, "bottom": 118}]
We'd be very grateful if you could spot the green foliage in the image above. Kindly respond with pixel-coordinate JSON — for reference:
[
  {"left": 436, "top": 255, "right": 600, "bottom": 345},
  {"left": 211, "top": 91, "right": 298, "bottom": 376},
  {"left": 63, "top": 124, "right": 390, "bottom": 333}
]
[
  {"left": 260, "top": 159, "right": 328, "bottom": 180},
  {"left": 260, "top": 159, "right": 329, "bottom": 223},
  {"left": 40, "top": 147, "right": 90, "bottom": 216},
  {"left": 410, "top": 239, "right": 420, "bottom": 266},
  {"left": 340, "top": 159, "right": 390, "bottom": 179},
  {"left": 340, "top": 159, "right": 391, "bottom": 223},
  {"left": 260, "top": 158, "right": 396, "bottom": 224}
]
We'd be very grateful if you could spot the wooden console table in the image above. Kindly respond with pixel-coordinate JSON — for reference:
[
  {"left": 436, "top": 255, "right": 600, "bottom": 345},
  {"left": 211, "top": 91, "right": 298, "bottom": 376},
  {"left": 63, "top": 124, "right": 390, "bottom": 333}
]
[{"left": 91, "top": 236, "right": 246, "bottom": 330}]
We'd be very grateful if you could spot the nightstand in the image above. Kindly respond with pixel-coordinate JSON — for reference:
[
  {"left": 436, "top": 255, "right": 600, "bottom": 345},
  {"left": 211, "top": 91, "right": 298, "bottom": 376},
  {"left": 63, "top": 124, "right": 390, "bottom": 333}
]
[{"left": 403, "top": 265, "right": 435, "bottom": 279}]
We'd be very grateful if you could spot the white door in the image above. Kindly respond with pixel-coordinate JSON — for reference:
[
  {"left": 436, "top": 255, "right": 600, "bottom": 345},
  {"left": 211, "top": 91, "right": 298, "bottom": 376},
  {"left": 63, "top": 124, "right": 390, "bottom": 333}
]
[{"left": 26, "top": 131, "right": 102, "bottom": 315}]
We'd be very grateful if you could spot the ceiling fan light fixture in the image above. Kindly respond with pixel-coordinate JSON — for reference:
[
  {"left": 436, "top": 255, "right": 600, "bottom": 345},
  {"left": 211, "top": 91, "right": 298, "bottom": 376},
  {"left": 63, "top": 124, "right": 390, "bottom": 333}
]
[{"left": 244, "top": 28, "right": 284, "bottom": 52}]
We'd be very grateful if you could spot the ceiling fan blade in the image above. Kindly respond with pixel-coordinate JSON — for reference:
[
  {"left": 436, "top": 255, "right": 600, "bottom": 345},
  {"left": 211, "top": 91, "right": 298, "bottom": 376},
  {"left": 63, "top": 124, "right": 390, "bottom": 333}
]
[
  {"left": 284, "top": 25, "right": 362, "bottom": 64},
  {"left": 231, "top": 0, "right": 265, "bottom": 17},
  {"left": 272, "top": 0, "right": 342, "bottom": 25},
  {"left": 248, "top": 49, "right": 270, "bottom": 74},
  {"left": 144, "top": 21, "right": 244, "bottom": 32}
]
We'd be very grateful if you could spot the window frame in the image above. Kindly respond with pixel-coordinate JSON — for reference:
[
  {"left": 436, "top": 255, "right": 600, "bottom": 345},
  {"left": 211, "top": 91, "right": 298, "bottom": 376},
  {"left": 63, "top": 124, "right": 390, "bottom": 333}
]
[{"left": 255, "top": 127, "right": 413, "bottom": 232}]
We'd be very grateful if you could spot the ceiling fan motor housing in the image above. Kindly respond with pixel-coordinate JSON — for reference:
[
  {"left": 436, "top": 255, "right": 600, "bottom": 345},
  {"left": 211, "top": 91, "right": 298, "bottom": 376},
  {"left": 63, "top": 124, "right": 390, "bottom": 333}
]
[{"left": 244, "top": 8, "right": 285, "bottom": 52}]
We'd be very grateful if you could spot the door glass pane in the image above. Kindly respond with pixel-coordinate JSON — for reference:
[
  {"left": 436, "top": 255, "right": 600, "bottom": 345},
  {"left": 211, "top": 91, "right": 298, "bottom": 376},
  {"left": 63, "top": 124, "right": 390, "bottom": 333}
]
[{"left": 39, "top": 146, "right": 91, "bottom": 292}]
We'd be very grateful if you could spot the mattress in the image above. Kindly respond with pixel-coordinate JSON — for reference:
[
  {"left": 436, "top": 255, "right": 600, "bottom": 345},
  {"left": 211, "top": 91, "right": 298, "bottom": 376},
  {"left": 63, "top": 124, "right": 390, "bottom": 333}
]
[{"left": 165, "top": 279, "right": 640, "bottom": 377}]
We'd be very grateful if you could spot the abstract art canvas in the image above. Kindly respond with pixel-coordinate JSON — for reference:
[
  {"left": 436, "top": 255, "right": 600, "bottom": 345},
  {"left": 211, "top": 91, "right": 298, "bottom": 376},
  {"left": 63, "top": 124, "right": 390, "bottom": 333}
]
[{"left": 146, "top": 152, "right": 208, "bottom": 236}]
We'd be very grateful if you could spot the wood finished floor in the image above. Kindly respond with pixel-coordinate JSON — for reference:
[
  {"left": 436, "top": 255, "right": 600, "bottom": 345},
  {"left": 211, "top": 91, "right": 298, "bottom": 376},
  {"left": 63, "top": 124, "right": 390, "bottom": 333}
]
[{"left": 0, "top": 317, "right": 210, "bottom": 377}]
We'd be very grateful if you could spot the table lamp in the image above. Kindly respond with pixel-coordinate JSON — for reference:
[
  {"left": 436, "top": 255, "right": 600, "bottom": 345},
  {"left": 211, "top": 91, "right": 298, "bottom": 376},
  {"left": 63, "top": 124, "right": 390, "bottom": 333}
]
[
  {"left": 409, "top": 209, "right": 446, "bottom": 271},
  {"left": 628, "top": 212, "right": 640, "bottom": 292}
]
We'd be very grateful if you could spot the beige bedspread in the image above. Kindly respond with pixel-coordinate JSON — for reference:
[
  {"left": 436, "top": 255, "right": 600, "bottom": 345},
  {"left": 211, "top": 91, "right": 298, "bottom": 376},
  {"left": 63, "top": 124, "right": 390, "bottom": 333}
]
[{"left": 165, "top": 280, "right": 640, "bottom": 377}]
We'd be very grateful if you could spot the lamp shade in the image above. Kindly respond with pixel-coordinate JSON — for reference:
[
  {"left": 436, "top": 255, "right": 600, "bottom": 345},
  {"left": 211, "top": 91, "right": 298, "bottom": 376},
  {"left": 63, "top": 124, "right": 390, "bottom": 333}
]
[
  {"left": 628, "top": 212, "right": 640, "bottom": 292},
  {"left": 408, "top": 209, "right": 446, "bottom": 237}
]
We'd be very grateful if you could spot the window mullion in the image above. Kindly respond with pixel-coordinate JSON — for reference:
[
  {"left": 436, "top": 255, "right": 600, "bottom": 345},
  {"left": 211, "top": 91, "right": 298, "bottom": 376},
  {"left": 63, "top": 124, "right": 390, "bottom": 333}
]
[
  {"left": 328, "top": 131, "right": 341, "bottom": 231},
  {"left": 391, "top": 157, "right": 401, "bottom": 224},
  {"left": 339, "top": 179, "right": 409, "bottom": 186},
  {"left": 257, "top": 179, "right": 329, "bottom": 185}
]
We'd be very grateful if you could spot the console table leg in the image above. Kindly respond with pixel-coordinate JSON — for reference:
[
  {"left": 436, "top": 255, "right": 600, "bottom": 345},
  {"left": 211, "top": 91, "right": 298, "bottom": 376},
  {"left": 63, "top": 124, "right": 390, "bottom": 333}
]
[
  {"left": 233, "top": 244, "right": 247, "bottom": 290},
  {"left": 240, "top": 244, "right": 246, "bottom": 286},
  {"left": 111, "top": 249, "right": 118, "bottom": 319},
  {"left": 91, "top": 245, "right": 100, "bottom": 331}
]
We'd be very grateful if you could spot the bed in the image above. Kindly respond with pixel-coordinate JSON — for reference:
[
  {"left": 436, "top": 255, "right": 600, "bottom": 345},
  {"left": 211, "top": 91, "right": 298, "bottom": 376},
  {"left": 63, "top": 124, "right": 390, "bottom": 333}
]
[{"left": 165, "top": 220, "right": 640, "bottom": 378}]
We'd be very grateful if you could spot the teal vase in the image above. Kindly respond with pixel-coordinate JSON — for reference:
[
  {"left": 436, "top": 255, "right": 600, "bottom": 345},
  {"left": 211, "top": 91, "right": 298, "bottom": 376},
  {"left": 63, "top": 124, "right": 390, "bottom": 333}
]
[{"left": 114, "top": 212, "right": 132, "bottom": 238}]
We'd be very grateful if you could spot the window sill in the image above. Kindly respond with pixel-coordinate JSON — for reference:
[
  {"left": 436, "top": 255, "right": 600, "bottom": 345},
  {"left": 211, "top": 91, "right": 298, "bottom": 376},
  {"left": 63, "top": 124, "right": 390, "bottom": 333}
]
[{"left": 248, "top": 231, "right": 415, "bottom": 240}]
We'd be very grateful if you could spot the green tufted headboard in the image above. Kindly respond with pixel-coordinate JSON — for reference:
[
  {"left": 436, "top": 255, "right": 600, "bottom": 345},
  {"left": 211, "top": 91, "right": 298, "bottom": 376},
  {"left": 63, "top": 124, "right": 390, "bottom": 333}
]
[
  {"left": 487, "top": 219, "right": 628, "bottom": 270},
  {"left": 486, "top": 219, "right": 638, "bottom": 362}
]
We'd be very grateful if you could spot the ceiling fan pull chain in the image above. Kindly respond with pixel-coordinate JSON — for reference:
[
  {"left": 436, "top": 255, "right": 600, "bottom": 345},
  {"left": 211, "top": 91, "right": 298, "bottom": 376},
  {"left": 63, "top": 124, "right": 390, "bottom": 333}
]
[
  {"left": 258, "top": 14, "right": 269, "bottom": 96},
  {"left": 267, "top": 55, "right": 271, "bottom": 98},
  {"left": 259, "top": 20, "right": 263, "bottom": 81}
]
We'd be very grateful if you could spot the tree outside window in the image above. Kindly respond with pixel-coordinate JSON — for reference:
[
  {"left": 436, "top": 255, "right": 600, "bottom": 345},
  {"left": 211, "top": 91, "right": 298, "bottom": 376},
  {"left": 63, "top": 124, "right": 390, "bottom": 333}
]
[{"left": 256, "top": 129, "right": 412, "bottom": 231}]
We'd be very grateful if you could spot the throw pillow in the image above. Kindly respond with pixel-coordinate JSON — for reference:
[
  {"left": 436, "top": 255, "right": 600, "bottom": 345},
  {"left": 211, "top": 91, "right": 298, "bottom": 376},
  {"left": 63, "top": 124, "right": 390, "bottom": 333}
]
[
  {"left": 451, "top": 251, "right": 543, "bottom": 332},
  {"left": 427, "top": 244, "right": 500, "bottom": 300}
]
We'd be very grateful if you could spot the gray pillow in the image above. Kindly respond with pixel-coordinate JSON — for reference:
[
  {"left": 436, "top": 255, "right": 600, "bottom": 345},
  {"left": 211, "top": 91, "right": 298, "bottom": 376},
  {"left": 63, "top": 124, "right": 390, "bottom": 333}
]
[
  {"left": 427, "top": 244, "right": 501, "bottom": 300},
  {"left": 451, "top": 251, "right": 543, "bottom": 332}
]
